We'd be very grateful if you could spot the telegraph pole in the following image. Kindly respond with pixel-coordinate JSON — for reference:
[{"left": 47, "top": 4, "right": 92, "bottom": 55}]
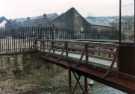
[
  {"left": 134, "top": 0, "right": 135, "bottom": 42},
  {"left": 119, "top": 0, "right": 122, "bottom": 44}
]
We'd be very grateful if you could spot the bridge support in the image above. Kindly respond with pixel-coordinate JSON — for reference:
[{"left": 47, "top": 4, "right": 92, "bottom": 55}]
[
  {"left": 68, "top": 70, "right": 89, "bottom": 94},
  {"left": 84, "top": 77, "right": 88, "bottom": 94}
]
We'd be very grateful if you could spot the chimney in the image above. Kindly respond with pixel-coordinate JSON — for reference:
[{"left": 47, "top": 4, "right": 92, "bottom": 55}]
[{"left": 43, "top": 14, "right": 47, "bottom": 18}]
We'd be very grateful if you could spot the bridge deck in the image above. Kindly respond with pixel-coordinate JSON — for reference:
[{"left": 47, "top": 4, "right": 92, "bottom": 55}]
[
  {"left": 0, "top": 38, "right": 134, "bottom": 93},
  {"left": 40, "top": 52, "right": 135, "bottom": 94},
  {"left": 44, "top": 50, "right": 114, "bottom": 67}
]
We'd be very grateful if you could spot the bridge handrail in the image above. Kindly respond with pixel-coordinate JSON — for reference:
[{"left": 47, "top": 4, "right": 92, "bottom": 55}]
[{"left": 38, "top": 39, "right": 119, "bottom": 47}]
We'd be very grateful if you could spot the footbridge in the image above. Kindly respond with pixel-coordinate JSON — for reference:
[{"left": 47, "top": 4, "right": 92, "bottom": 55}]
[{"left": 0, "top": 35, "right": 135, "bottom": 94}]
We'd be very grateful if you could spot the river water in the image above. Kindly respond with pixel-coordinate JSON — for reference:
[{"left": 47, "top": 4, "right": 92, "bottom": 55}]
[{"left": 90, "top": 82, "right": 126, "bottom": 94}]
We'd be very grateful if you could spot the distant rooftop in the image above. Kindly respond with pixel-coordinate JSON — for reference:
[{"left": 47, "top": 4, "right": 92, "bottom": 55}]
[{"left": 86, "top": 16, "right": 115, "bottom": 26}]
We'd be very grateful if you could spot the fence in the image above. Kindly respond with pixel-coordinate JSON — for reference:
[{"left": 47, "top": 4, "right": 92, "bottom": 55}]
[{"left": 0, "top": 25, "right": 115, "bottom": 54}]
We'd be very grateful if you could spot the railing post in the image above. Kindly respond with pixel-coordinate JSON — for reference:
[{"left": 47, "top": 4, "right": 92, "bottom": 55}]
[
  {"left": 85, "top": 43, "right": 89, "bottom": 64},
  {"left": 51, "top": 41, "right": 54, "bottom": 53},
  {"left": 108, "top": 48, "right": 112, "bottom": 58},
  {"left": 98, "top": 47, "right": 101, "bottom": 56}
]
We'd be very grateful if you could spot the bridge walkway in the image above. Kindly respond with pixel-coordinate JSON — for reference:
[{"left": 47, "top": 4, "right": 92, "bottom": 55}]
[{"left": 38, "top": 40, "right": 135, "bottom": 94}]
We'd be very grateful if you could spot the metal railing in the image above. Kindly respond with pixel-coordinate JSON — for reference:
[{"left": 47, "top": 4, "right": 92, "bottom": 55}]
[
  {"left": 38, "top": 39, "right": 118, "bottom": 65},
  {"left": 0, "top": 26, "right": 116, "bottom": 55}
]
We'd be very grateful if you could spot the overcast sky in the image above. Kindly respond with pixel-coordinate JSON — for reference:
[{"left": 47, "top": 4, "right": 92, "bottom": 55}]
[{"left": 0, "top": 0, "right": 134, "bottom": 19}]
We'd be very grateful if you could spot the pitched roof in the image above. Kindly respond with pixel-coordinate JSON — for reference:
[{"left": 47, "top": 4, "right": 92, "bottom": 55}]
[
  {"left": 23, "top": 13, "right": 58, "bottom": 26},
  {"left": 6, "top": 13, "right": 58, "bottom": 28},
  {"left": 52, "top": 7, "right": 90, "bottom": 31}
]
